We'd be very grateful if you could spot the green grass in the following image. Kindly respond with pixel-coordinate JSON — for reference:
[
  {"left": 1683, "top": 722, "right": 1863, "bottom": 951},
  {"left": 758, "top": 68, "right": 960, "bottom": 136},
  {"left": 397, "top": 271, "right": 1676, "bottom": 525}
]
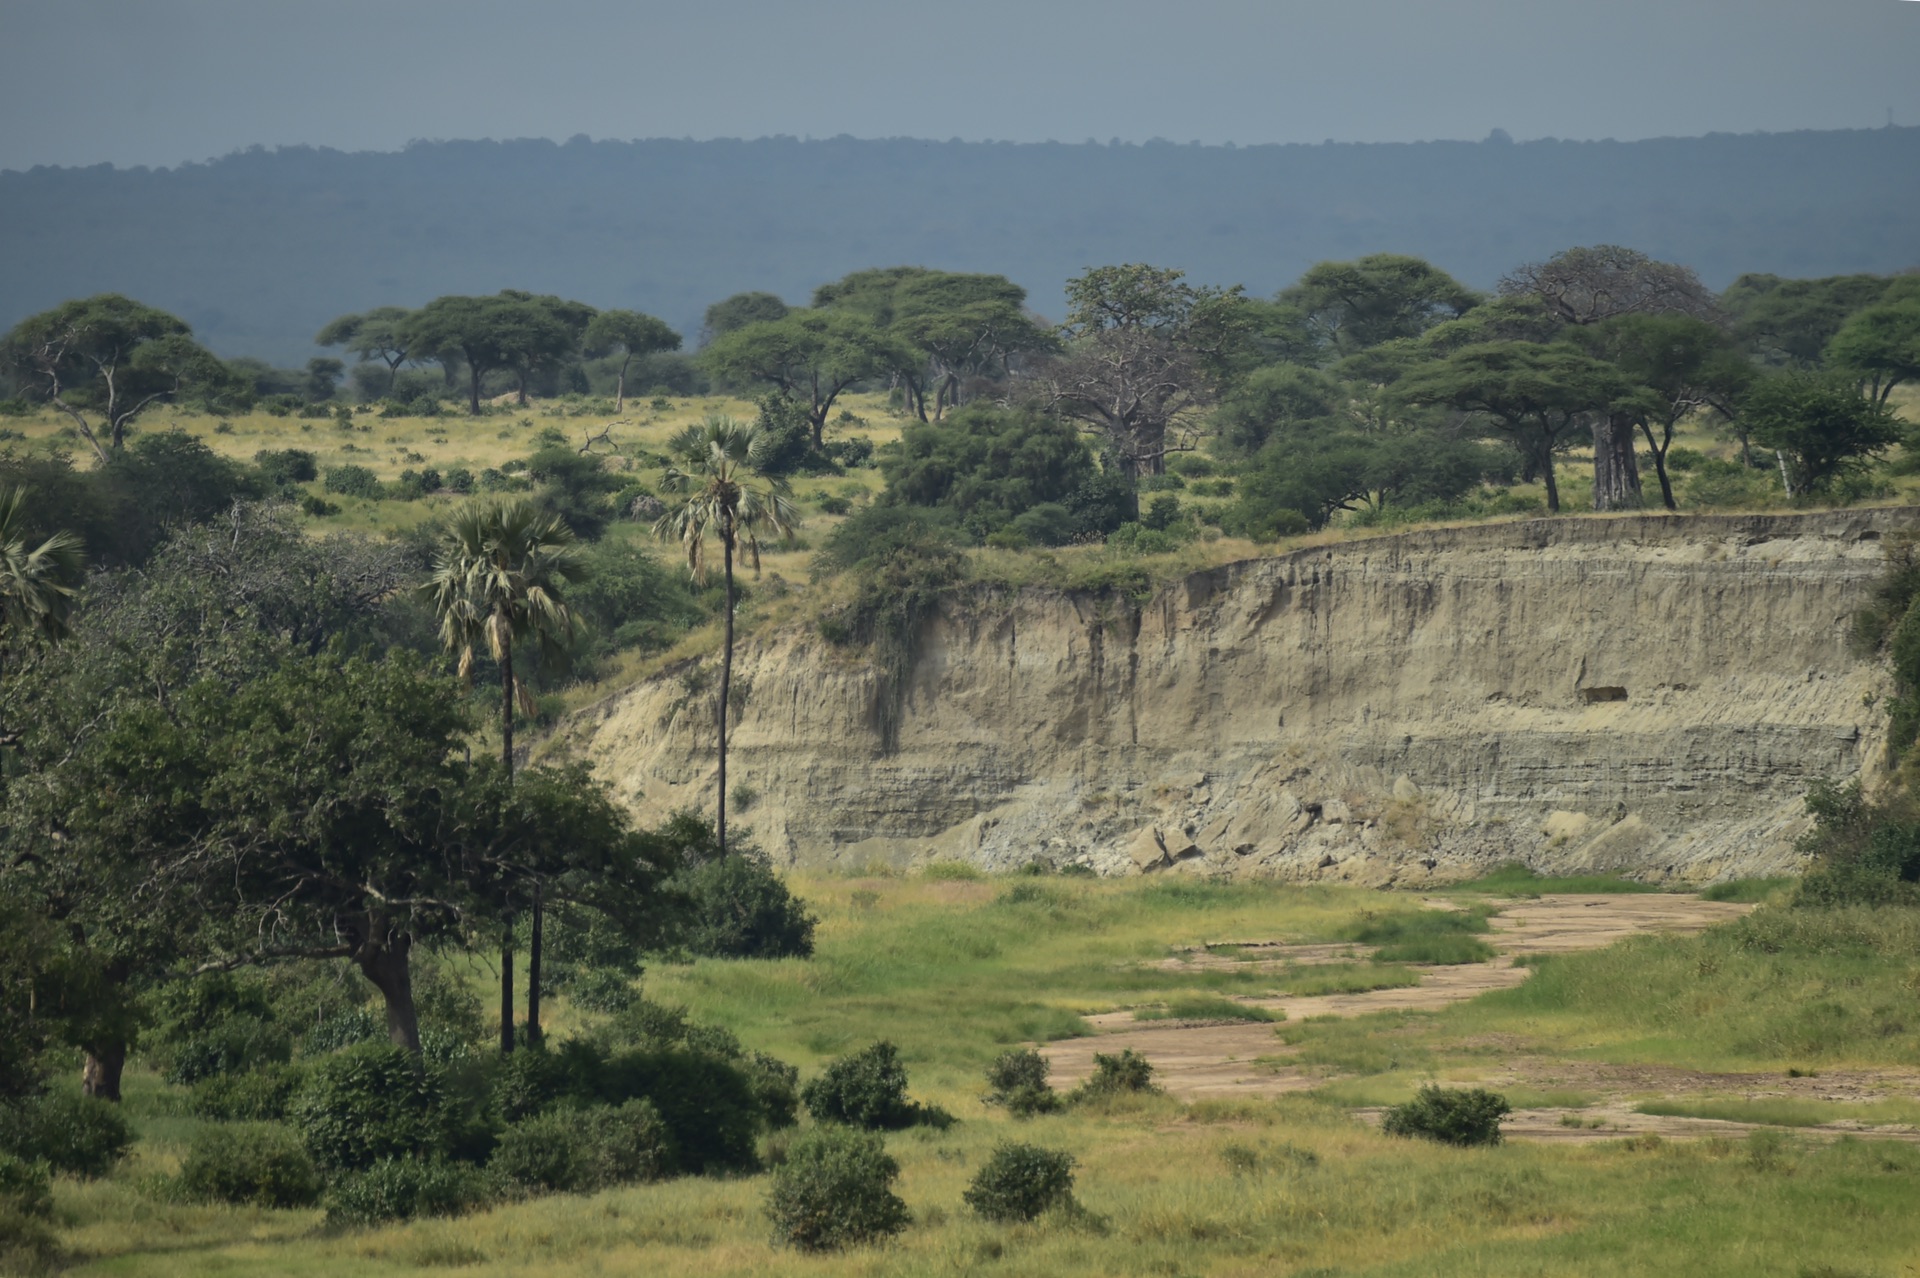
[
  {"left": 1335, "top": 903, "right": 1500, "bottom": 963},
  {"left": 1635, "top": 1097, "right": 1920, "bottom": 1128},
  {"left": 1453, "top": 862, "right": 1665, "bottom": 896},
  {"left": 1134, "top": 996, "right": 1283, "bottom": 1023},
  {"left": 1701, "top": 877, "right": 1797, "bottom": 903}
]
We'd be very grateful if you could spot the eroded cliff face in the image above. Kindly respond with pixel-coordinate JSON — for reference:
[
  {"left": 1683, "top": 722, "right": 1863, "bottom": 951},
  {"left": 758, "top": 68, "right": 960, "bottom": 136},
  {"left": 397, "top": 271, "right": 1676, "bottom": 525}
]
[{"left": 564, "top": 511, "right": 1911, "bottom": 885}]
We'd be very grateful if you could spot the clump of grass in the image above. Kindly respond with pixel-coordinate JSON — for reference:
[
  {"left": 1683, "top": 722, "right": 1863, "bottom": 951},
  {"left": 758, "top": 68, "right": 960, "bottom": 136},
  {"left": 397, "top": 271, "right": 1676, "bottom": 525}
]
[
  {"left": 1701, "top": 877, "right": 1795, "bottom": 903},
  {"left": 1454, "top": 863, "right": 1663, "bottom": 896},
  {"left": 1337, "top": 906, "right": 1497, "bottom": 963},
  {"left": 919, "top": 860, "right": 985, "bottom": 881},
  {"left": 1134, "top": 996, "right": 1282, "bottom": 1023},
  {"left": 1372, "top": 934, "right": 1497, "bottom": 965},
  {"left": 1635, "top": 1097, "right": 1920, "bottom": 1128}
]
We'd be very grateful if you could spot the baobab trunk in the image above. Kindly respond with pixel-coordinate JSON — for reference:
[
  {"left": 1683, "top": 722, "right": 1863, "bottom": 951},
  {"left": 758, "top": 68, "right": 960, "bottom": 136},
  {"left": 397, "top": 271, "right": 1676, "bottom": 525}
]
[
  {"left": 1592, "top": 412, "right": 1643, "bottom": 511},
  {"left": 81, "top": 1042, "right": 126, "bottom": 1102},
  {"left": 356, "top": 928, "right": 422, "bottom": 1053}
]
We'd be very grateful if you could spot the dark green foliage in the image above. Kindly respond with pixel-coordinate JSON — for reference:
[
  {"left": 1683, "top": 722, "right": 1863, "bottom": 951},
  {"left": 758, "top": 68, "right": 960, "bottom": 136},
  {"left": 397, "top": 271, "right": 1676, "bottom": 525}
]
[
  {"left": 1794, "top": 780, "right": 1920, "bottom": 907},
  {"left": 566, "top": 539, "right": 709, "bottom": 666},
  {"left": 596, "top": 1048, "right": 766, "bottom": 1173},
  {"left": 490, "top": 1046, "right": 576, "bottom": 1124},
  {"left": 253, "top": 448, "right": 318, "bottom": 487},
  {"left": 1381, "top": 1086, "right": 1510, "bottom": 1146},
  {"left": 748, "top": 391, "right": 826, "bottom": 477},
  {"left": 1742, "top": 371, "right": 1900, "bottom": 495},
  {"left": 325, "top": 1157, "right": 495, "bottom": 1226},
  {"left": 0, "top": 1093, "right": 134, "bottom": 1178},
  {"left": 983, "top": 1048, "right": 1061, "bottom": 1117},
  {"left": 676, "top": 854, "right": 817, "bottom": 959},
  {"left": 1339, "top": 907, "right": 1497, "bottom": 964},
  {"left": 490, "top": 1099, "right": 675, "bottom": 1191},
  {"left": 291, "top": 1041, "right": 448, "bottom": 1172},
  {"left": 1062, "top": 470, "right": 1134, "bottom": 539},
  {"left": 802, "top": 1041, "right": 943, "bottom": 1130},
  {"left": 963, "top": 1143, "right": 1077, "bottom": 1222},
  {"left": 764, "top": 1125, "right": 908, "bottom": 1252},
  {"left": 0, "top": 1153, "right": 51, "bottom": 1219},
  {"left": 150, "top": 972, "right": 294, "bottom": 1085},
  {"left": 322, "top": 463, "right": 381, "bottom": 498},
  {"left": 1073, "top": 1048, "right": 1159, "bottom": 1101},
  {"left": 188, "top": 1062, "right": 308, "bottom": 1121},
  {"left": 878, "top": 405, "right": 1093, "bottom": 536},
  {"left": 177, "top": 1123, "right": 322, "bottom": 1208},
  {"left": 525, "top": 445, "right": 624, "bottom": 539}
]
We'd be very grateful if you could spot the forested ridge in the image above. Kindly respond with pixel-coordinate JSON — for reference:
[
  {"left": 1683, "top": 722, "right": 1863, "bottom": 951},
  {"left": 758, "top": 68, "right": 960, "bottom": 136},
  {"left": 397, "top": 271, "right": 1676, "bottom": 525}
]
[{"left": 4, "top": 127, "right": 1919, "bottom": 362}]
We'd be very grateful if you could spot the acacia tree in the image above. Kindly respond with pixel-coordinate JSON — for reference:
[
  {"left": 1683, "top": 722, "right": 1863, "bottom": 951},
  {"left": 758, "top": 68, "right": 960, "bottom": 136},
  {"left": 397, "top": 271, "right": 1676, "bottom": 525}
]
[
  {"left": 1033, "top": 264, "right": 1248, "bottom": 482},
  {"left": 1399, "top": 341, "right": 1631, "bottom": 513},
  {"left": 701, "top": 311, "right": 913, "bottom": 448},
  {"left": 404, "top": 293, "right": 590, "bottom": 415},
  {"left": 583, "top": 309, "right": 681, "bottom": 411},
  {"left": 1, "top": 295, "right": 230, "bottom": 461},
  {"left": 1742, "top": 372, "right": 1900, "bottom": 497},
  {"left": 1500, "top": 245, "right": 1724, "bottom": 511},
  {"left": 315, "top": 306, "right": 415, "bottom": 398},
  {"left": 1826, "top": 297, "right": 1920, "bottom": 407},
  {"left": 654, "top": 417, "right": 797, "bottom": 856},
  {"left": 1279, "top": 254, "right": 1481, "bottom": 355},
  {"left": 424, "top": 498, "right": 582, "bottom": 1051},
  {"left": 1579, "top": 314, "right": 1753, "bottom": 510}
]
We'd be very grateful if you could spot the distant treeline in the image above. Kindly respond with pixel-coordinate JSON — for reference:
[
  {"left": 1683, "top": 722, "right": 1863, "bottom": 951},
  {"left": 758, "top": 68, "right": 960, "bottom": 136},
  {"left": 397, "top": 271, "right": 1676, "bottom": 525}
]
[{"left": 2, "top": 128, "right": 1918, "bottom": 362}]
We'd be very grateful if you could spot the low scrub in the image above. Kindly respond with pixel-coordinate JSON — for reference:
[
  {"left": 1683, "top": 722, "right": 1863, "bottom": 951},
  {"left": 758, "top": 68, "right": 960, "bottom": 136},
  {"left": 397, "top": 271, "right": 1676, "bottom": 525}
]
[
  {"left": 764, "top": 1125, "right": 908, "bottom": 1252},
  {"left": 491, "top": 1099, "right": 675, "bottom": 1192},
  {"left": 326, "top": 1157, "right": 496, "bottom": 1227},
  {"left": 983, "top": 1048, "right": 1062, "bottom": 1118},
  {"left": 803, "top": 1041, "right": 949, "bottom": 1130},
  {"left": 291, "top": 1041, "right": 449, "bottom": 1172},
  {"left": 1135, "top": 996, "right": 1281, "bottom": 1023},
  {"left": 177, "top": 1123, "right": 322, "bottom": 1208},
  {"left": 964, "top": 1142, "right": 1077, "bottom": 1222},
  {"left": 1382, "top": 1086, "right": 1510, "bottom": 1146},
  {"left": 0, "top": 1093, "right": 135, "bottom": 1178},
  {"left": 1072, "top": 1048, "right": 1159, "bottom": 1102}
]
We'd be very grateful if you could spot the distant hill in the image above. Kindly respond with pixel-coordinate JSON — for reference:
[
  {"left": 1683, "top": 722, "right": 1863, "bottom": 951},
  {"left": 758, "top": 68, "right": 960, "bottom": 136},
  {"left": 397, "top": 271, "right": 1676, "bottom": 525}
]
[{"left": 4, "top": 129, "right": 1918, "bottom": 364}]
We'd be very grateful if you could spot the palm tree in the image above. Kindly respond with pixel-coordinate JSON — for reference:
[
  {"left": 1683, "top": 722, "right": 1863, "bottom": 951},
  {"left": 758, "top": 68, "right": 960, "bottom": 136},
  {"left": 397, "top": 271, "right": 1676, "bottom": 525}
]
[
  {"left": 424, "top": 497, "right": 582, "bottom": 1052},
  {"left": 0, "top": 485, "right": 84, "bottom": 670},
  {"left": 654, "top": 415, "right": 798, "bottom": 856}
]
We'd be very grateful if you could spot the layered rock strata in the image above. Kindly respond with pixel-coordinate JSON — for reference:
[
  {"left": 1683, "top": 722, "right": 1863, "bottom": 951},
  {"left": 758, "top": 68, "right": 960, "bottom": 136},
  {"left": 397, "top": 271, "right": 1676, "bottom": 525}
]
[{"left": 564, "top": 510, "right": 1910, "bottom": 884}]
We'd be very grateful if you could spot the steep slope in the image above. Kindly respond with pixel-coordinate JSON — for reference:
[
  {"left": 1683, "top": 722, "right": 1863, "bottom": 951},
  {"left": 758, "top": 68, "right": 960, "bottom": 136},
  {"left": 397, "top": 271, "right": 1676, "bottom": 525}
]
[{"left": 565, "top": 511, "right": 1909, "bottom": 884}]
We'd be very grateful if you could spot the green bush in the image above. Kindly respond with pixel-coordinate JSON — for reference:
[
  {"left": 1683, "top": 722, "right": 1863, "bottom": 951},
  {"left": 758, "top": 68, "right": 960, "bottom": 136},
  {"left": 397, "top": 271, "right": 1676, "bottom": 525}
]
[
  {"left": 596, "top": 1048, "right": 767, "bottom": 1173},
  {"left": 489, "top": 1045, "right": 576, "bottom": 1123},
  {"left": 983, "top": 1048, "right": 1061, "bottom": 1118},
  {"left": 0, "top": 1153, "right": 51, "bottom": 1219},
  {"left": 292, "top": 1041, "right": 448, "bottom": 1172},
  {"left": 188, "top": 1062, "right": 308, "bottom": 1120},
  {"left": 676, "top": 855, "right": 817, "bottom": 959},
  {"left": 764, "top": 1125, "right": 908, "bottom": 1252},
  {"left": 253, "top": 448, "right": 319, "bottom": 486},
  {"left": 803, "top": 1042, "right": 932, "bottom": 1130},
  {"left": 178, "top": 1123, "right": 322, "bottom": 1208},
  {"left": 326, "top": 1157, "right": 494, "bottom": 1227},
  {"left": 963, "top": 1142, "right": 1076, "bottom": 1222},
  {"left": 1073, "top": 1048, "right": 1159, "bottom": 1102},
  {"left": 322, "top": 463, "right": 381, "bottom": 499},
  {"left": 491, "top": 1099, "right": 675, "bottom": 1192},
  {"left": 1382, "top": 1086, "right": 1510, "bottom": 1146},
  {"left": 0, "top": 1093, "right": 135, "bottom": 1177}
]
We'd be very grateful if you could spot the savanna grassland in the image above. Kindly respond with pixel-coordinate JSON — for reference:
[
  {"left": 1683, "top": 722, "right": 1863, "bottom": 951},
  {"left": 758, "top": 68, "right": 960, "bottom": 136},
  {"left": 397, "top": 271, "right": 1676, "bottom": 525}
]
[{"left": 36, "top": 868, "right": 1920, "bottom": 1278}]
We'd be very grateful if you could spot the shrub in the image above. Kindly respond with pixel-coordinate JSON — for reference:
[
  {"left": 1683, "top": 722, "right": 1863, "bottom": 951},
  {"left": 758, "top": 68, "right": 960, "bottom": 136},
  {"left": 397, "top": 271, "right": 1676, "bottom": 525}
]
[
  {"left": 189, "top": 1062, "right": 308, "bottom": 1121},
  {"left": 410, "top": 395, "right": 442, "bottom": 418},
  {"left": 1072, "top": 1048, "right": 1159, "bottom": 1102},
  {"left": 984, "top": 1048, "right": 1061, "bottom": 1118},
  {"left": 253, "top": 448, "right": 319, "bottom": 486},
  {"left": 326, "top": 1157, "right": 493, "bottom": 1226},
  {"left": 596, "top": 1048, "right": 766, "bottom": 1173},
  {"left": 1382, "top": 1086, "right": 1510, "bottom": 1146},
  {"left": 292, "top": 1041, "right": 448, "bottom": 1171},
  {"left": 0, "top": 1153, "right": 51, "bottom": 1219},
  {"left": 163, "top": 1020, "right": 294, "bottom": 1085},
  {"left": 963, "top": 1143, "right": 1076, "bottom": 1222},
  {"left": 302, "top": 1008, "right": 382, "bottom": 1055},
  {"left": 178, "top": 1124, "right": 322, "bottom": 1208},
  {"left": 764, "top": 1125, "right": 908, "bottom": 1252},
  {"left": 491, "top": 1099, "right": 674, "bottom": 1192},
  {"left": 803, "top": 1042, "right": 924, "bottom": 1130},
  {"left": 489, "top": 1043, "right": 577, "bottom": 1123},
  {"left": 0, "top": 1093, "right": 135, "bottom": 1178},
  {"left": 322, "top": 464, "right": 381, "bottom": 499},
  {"left": 677, "top": 855, "right": 817, "bottom": 959},
  {"left": 0, "top": 1208, "right": 57, "bottom": 1278},
  {"left": 443, "top": 466, "right": 474, "bottom": 494}
]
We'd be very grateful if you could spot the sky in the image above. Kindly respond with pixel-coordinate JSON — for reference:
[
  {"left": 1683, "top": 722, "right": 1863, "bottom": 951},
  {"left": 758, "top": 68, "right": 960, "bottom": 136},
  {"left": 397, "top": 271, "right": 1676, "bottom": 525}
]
[{"left": 2, "top": 0, "right": 1918, "bottom": 171}]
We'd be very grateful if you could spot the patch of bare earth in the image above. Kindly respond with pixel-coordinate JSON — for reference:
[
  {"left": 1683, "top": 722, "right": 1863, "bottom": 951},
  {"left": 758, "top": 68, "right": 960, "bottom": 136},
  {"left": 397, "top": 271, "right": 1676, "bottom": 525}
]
[{"left": 1039, "top": 893, "right": 1888, "bottom": 1141}]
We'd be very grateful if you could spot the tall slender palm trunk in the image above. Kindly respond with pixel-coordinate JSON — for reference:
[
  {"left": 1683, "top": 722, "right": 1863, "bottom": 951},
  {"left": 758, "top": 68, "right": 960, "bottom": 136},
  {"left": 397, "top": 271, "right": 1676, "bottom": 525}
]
[
  {"left": 717, "top": 527, "right": 734, "bottom": 856},
  {"left": 500, "top": 634, "right": 517, "bottom": 1055}
]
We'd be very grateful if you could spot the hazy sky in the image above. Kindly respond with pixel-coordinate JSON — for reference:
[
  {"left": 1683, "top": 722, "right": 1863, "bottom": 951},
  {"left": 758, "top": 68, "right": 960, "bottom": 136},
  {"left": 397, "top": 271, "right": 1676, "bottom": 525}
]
[{"left": 3, "top": 0, "right": 1918, "bottom": 171}]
